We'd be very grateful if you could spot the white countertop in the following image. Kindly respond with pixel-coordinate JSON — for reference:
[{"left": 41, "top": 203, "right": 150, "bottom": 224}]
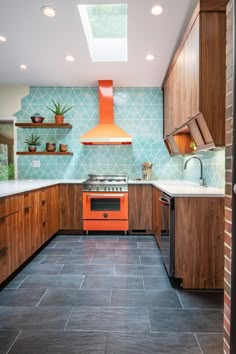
[
  {"left": 0, "top": 179, "right": 84, "bottom": 198},
  {"left": 129, "top": 179, "right": 224, "bottom": 197},
  {"left": 0, "top": 179, "right": 224, "bottom": 198}
]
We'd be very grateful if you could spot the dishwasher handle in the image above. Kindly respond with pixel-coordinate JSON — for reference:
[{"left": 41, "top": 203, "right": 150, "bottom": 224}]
[{"left": 159, "top": 196, "right": 170, "bottom": 205}]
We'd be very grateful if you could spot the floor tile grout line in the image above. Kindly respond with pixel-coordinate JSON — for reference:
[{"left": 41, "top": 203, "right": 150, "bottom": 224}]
[
  {"left": 194, "top": 333, "right": 204, "bottom": 354},
  {"left": 142, "top": 276, "right": 145, "bottom": 290},
  {"left": 35, "top": 288, "right": 48, "bottom": 307},
  {"left": 56, "top": 264, "right": 65, "bottom": 275},
  {"left": 79, "top": 275, "right": 86, "bottom": 289},
  {"left": 6, "top": 330, "right": 22, "bottom": 354},
  {"left": 63, "top": 307, "right": 74, "bottom": 331},
  {"left": 16, "top": 275, "right": 30, "bottom": 289},
  {"left": 175, "top": 290, "right": 184, "bottom": 309},
  {"left": 89, "top": 256, "right": 94, "bottom": 264},
  {"left": 146, "top": 308, "right": 152, "bottom": 334},
  {"left": 38, "top": 255, "right": 47, "bottom": 264}
]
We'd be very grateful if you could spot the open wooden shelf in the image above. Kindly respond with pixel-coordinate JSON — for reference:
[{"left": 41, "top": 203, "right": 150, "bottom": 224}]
[
  {"left": 16, "top": 152, "right": 73, "bottom": 155},
  {"left": 15, "top": 123, "right": 72, "bottom": 128}
]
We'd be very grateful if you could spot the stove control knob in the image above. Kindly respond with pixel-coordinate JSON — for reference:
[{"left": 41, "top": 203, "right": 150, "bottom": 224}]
[
  {"left": 116, "top": 187, "right": 118, "bottom": 191},
  {"left": 89, "top": 186, "right": 91, "bottom": 191},
  {"left": 97, "top": 187, "right": 99, "bottom": 191},
  {"left": 120, "top": 187, "right": 122, "bottom": 191},
  {"left": 112, "top": 187, "right": 114, "bottom": 191},
  {"left": 104, "top": 187, "right": 106, "bottom": 191},
  {"left": 108, "top": 187, "right": 110, "bottom": 191}
]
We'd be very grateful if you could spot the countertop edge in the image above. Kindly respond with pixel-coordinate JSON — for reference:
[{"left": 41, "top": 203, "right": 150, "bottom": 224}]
[{"left": 0, "top": 179, "right": 225, "bottom": 198}]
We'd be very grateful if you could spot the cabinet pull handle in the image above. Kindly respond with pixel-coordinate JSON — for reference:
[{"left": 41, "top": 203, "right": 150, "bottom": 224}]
[
  {"left": 24, "top": 206, "right": 32, "bottom": 210},
  {"left": 0, "top": 210, "right": 18, "bottom": 221},
  {"left": 0, "top": 246, "right": 8, "bottom": 256}
]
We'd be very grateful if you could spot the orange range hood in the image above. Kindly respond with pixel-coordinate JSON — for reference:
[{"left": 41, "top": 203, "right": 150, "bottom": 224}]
[{"left": 80, "top": 80, "right": 132, "bottom": 145}]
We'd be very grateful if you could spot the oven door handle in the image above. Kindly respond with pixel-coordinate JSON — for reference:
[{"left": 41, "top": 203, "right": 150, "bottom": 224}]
[
  {"left": 86, "top": 193, "right": 125, "bottom": 198},
  {"left": 159, "top": 197, "right": 170, "bottom": 205}
]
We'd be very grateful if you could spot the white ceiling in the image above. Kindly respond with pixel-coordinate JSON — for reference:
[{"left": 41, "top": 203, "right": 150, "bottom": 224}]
[{"left": 0, "top": 0, "right": 198, "bottom": 87}]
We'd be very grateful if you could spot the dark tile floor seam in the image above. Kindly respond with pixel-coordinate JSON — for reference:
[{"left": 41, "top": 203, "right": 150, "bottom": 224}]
[
  {"left": 89, "top": 256, "right": 94, "bottom": 264},
  {"left": 37, "top": 256, "right": 47, "bottom": 264},
  {"left": 146, "top": 307, "right": 152, "bottom": 333},
  {"left": 56, "top": 264, "right": 65, "bottom": 275},
  {"left": 194, "top": 333, "right": 204, "bottom": 354},
  {"left": 35, "top": 289, "right": 48, "bottom": 307},
  {"left": 138, "top": 255, "right": 141, "bottom": 264},
  {"left": 5, "top": 329, "right": 22, "bottom": 354},
  {"left": 16, "top": 275, "right": 30, "bottom": 289},
  {"left": 141, "top": 276, "right": 146, "bottom": 290},
  {"left": 175, "top": 289, "right": 184, "bottom": 308},
  {"left": 63, "top": 308, "right": 74, "bottom": 331},
  {"left": 79, "top": 275, "right": 86, "bottom": 289}
]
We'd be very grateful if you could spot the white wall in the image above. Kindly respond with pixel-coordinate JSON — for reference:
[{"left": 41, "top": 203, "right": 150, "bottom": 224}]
[{"left": 0, "top": 86, "right": 29, "bottom": 116}]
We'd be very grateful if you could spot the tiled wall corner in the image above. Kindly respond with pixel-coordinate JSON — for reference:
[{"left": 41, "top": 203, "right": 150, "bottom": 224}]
[{"left": 183, "top": 149, "right": 225, "bottom": 188}]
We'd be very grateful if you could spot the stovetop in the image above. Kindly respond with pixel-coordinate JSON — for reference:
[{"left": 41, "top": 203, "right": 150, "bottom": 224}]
[{"left": 83, "top": 174, "right": 128, "bottom": 192}]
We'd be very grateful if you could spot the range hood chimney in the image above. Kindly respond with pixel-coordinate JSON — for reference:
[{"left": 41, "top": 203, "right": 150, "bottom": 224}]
[{"left": 80, "top": 80, "right": 132, "bottom": 145}]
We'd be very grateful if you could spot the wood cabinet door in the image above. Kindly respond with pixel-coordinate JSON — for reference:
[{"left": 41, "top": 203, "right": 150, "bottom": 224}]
[
  {"left": 47, "top": 185, "right": 59, "bottom": 237},
  {"left": 59, "top": 184, "right": 83, "bottom": 230},
  {"left": 175, "top": 197, "right": 224, "bottom": 289},
  {"left": 152, "top": 187, "right": 161, "bottom": 246},
  {"left": 128, "top": 185, "right": 152, "bottom": 231}
]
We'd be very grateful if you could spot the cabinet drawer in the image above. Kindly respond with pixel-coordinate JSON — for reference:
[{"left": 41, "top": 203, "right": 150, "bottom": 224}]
[
  {"left": 0, "top": 195, "right": 19, "bottom": 218},
  {"left": 0, "top": 241, "right": 19, "bottom": 284}
]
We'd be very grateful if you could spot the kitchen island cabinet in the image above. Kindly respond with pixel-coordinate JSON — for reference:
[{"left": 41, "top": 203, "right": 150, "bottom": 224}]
[
  {"left": 128, "top": 184, "right": 152, "bottom": 233},
  {"left": 0, "top": 185, "right": 60, "bottom": 285},
  {"left": 174, "top": 197, "right": 224, "bottom": 289},
  {"left": 59, "top": 184, "right": 83, "bottom": 231}
]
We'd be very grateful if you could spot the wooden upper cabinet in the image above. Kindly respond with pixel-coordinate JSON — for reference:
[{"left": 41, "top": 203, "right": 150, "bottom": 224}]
[
  {"left": 59, "top": 184, "right": 83, "bottom": 230},
  {"left": 163, "top": 0, "right": 226, "bottom": 150},
  {"left": 128, "top": 185, "right": 152, "bottom": 232}
]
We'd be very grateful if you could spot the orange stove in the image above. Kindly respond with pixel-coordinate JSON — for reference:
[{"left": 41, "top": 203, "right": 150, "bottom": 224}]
[{"left": 82, "top": 174, "right": 128, "bottom": 234}]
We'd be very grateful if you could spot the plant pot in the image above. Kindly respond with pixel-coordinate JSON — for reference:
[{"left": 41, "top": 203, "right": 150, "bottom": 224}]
[
  {"left": 46, "top": 143, "right": 56, "bottom": 152},
  {"left": 28, "top": 145, "right": 37, "bottom": 152},
  {"left": 55, "top": 115, "right": 64, "bottom": 124},
  {"left": 59, "top": 144, "right": 68, "bottom": 152}
]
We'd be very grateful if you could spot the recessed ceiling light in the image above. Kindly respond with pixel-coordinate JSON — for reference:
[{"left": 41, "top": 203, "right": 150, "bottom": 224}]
[
  {"left": 65, "top": 55, "right": 75, "bottom": 62},
  {"left": 0, "top": 35, "right": 7, "bottom": 42},
  {"left": 151, "top": 5, "right": 163, "bottom": 15},
  {"left": 20, "top": 64, "right": 27, "bottom": 70},
  {"left": 41, "top": 6, "right": 56, "bottom": 17},
  {"left": 145, "top": 54, "right": 155, "bottom": 61}
]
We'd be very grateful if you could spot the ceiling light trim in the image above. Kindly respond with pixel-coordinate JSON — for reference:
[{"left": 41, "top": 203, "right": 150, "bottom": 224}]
[{"left": 41, "top": 6, "right": 56, "bottom": 17}]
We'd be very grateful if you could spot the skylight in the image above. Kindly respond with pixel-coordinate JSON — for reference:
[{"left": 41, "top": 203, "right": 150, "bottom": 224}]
[{"left": 78, "top": 4, "right": 127, "bottom": 62}]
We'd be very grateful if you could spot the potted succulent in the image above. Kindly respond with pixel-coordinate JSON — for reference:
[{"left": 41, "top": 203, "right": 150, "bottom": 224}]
[
  {"left": 24, "top": 134, "right": 41, "bottom": 152},
  {"left": 46, "top": 99, "right": 73, "bottom": 124}
]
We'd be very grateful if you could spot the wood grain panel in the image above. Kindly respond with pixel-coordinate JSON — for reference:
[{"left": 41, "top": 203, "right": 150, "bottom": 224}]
[
  {"left": 175, "top": 197, "right": 224, "bottom": 289},
  {"left": 200, "top": 11, "right": 226, "bottom": 146},
  {"left": 47, "top": 185, "right": 59, "bottom": 237},
  {"left": 128, "top": 185, "right": 152, "bottom": 231},
  {"left": 200, "top": 0, "right": 228, "bottom": 11},
  {"left": 59, "top": 184, "right": 83, "bottom": 230},
  {"left": 152, "top": 187, "right": 161, "bottom": 246}
]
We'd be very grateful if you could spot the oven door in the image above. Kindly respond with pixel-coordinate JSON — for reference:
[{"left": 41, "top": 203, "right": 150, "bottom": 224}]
[{"left": 83, "top": 192, "right": 128, "bottom": 220}]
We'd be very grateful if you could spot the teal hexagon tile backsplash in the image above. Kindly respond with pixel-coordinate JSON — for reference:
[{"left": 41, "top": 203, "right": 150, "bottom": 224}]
[{"left": 14, "top": 86, "right": 224, "bottom": 187}]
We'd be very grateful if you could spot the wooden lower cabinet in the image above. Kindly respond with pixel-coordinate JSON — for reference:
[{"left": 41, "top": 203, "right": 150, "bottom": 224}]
[
  {"left": 175, "top": 197, "right": 224, "bottom": 289},
  {"left": 152, "top": 187, "right": 161, "bottom": 246},
  {"left": 0, "top": 185, "right": 60, "bottom": 285},
  {"left": 128, "top": 185, "right": 152, "bottom": 232},
  {"left": 59, "top": 184, "right": 83, "bottom": 230}
]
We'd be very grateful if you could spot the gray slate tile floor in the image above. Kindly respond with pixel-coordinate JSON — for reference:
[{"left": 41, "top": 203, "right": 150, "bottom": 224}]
[{"left": 0, "top": 234, "right": 223, "bottom": 353}]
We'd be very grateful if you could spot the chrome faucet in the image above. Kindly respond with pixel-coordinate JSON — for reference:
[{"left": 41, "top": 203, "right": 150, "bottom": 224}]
[{"left": 184, "top": 157, "right": 207, "bottom": 187}]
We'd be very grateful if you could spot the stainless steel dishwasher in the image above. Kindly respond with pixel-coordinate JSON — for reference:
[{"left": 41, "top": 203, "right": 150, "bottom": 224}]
[{"left": 159, "top": 192, "right": 175, "bottom": 276}]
